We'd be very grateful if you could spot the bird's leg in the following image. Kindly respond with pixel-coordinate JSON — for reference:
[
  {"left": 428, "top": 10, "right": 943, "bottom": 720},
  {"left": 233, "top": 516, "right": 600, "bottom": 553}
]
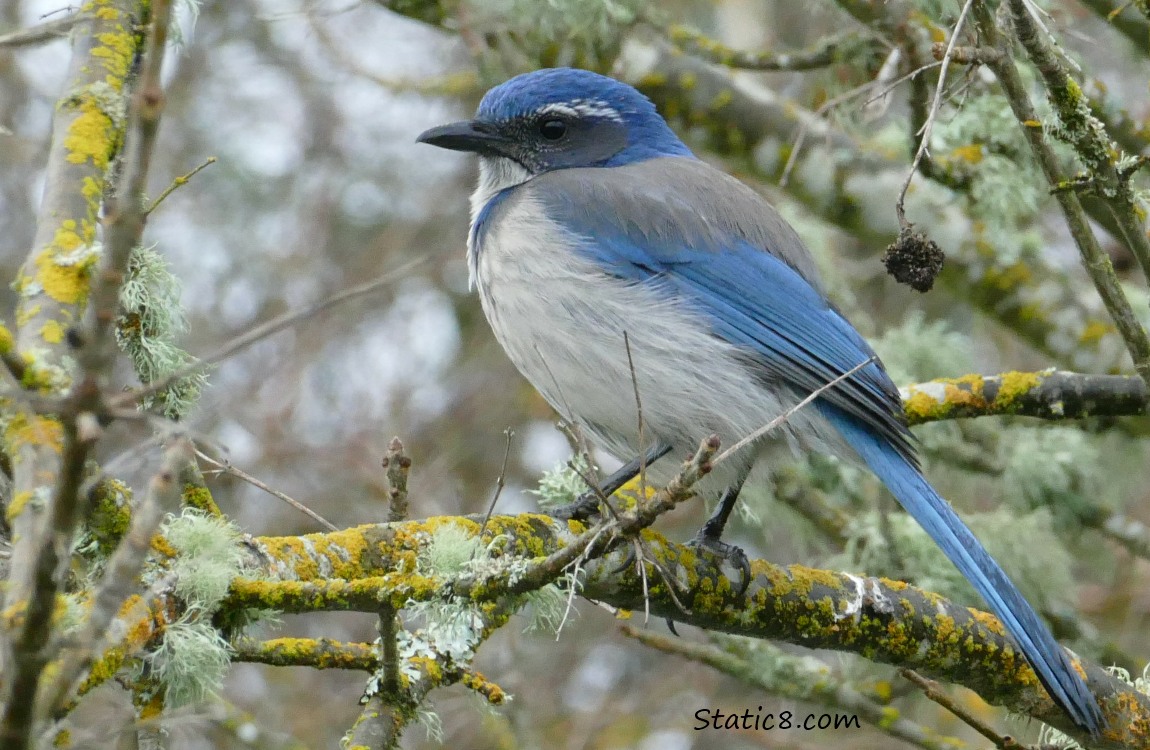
[
  {"left": 690, "top": 473, "right": 752, "bottom": 597},
  {"left": 549, "top": 441, "right": 673, "bottom": 522}
]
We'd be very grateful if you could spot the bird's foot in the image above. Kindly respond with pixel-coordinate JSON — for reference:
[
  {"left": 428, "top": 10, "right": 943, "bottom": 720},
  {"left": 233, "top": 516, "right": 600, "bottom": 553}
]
[
  {"left": 688, "top": 528, "right": 752, "bottom": 599},
  {"left": 549, "top": 491, "right": 602, "bottom": 523}
]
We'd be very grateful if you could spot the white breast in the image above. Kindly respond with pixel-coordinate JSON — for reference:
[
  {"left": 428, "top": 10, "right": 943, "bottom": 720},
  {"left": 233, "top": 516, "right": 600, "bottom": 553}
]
[{"left": 468, "top": 188, "right": 844, "bottom": 493}]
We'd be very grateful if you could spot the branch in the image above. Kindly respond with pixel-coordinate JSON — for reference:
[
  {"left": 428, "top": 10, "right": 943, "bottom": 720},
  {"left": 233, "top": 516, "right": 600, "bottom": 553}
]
[
  {"left": 0, "top": 13, "right": 79, "bottom": 49},
  {"left": 232, "top": 638, "right": 379, "bottom": 671},
  {"left": 225, "top": 515, "right": 1147, "bottom": 748},
  {"left": 42, "top": 436, "right": 189, "bottom": 717},
  {"left": 1, "top": 4, "right": 168, "bottom": 746},
  {"left": 901, "top": 369, "right": 1147, "bottom": 425},
  {"left": 3, "top": 0, "right": 144, "bottom": 620}
]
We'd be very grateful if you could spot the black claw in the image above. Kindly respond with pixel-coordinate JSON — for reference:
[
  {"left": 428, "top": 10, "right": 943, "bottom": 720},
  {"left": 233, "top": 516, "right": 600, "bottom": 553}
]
[
  {"left": 610, "top": 544, "right": 638, "bottom": 575},
  {"left": 666, "top": 617, "right": 680, "bottom": 636},
  {"left": 690, "top": 532, "right": 753, "bottom": 598}
]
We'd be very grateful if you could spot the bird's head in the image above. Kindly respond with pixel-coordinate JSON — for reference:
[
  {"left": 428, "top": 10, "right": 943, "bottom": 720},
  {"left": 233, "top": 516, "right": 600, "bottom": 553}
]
[{"left": 417, "top": 68, "right": 692, "bottom": 193}]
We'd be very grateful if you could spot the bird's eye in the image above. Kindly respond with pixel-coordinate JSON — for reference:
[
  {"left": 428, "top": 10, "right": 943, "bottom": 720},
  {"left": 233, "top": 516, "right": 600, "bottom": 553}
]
[{"left": 538, "top": 119, "right": 567, "bottom": 140}]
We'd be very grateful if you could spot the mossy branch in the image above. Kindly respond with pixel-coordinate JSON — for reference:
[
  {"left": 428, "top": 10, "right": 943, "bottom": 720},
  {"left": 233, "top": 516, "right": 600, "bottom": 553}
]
[
  {"left": 901, "top": 369, "right": 1147, "bottom": 425},
  {"left": 220, "top": 514, "right": 1147, "bottom": 748}
]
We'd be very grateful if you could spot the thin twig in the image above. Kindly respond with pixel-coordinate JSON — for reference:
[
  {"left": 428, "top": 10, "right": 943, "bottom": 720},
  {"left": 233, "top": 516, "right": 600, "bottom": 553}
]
[
  {"left": 622, "top": 331, "right": 649, "bottom": 502},
  {"left": 896, "top": 0, "right": 975, "bottom": 227},
  {"left": 899, "top": 669, "right": 1014, "bottom": 749},
  {"left": 655, "top": 21, "right": 876, "bottom": 71},
  {"left": 714, "top": 358, "right": 874, "bottom": 466},
  {"left": 479, "top": 428, "right": 513, "bottom": 537},
  {"left": 195, "top": 450, "right": 337, "bottom": 531},
  {"left": 145, "top": 156, "right": 217, "bottom": 215},
  {"left": 780, "top": 61, "right": 941, "bottom": 187}
]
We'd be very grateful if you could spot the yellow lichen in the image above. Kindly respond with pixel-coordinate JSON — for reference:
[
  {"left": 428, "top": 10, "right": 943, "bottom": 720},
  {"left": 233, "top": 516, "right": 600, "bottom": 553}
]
[
  {"left": 63, "top": 99, "right": 116, "bottom": 167},
  {"left": 34, "top": 237, "right": 98, "bottom": 306},
  {"left": 995, "top": 370, "right": 1041, "bottom": 407},
  {"left": 6, "top": 413, "right": 65, "bottom": 456},
  {"left": 40, "top": 320, "right": 65, "bottom": 344}
]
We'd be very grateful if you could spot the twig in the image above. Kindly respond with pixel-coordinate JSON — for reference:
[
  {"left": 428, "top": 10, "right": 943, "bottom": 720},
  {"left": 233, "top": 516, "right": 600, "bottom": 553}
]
[
  {"left": 458, "top": 436, "right": 720, "bottom": 601},
  {"left": 110, "top": 257, "right": 426, "bottom": 410},
  {"left": 714, "top": 358, "right": 874, "bottom": 466},
  {"left": 622, "top": 331, "right": 649, "bottom": 502},
  {"left": 145, "top": 156, "right": 217, "bottom": 215},
  {"left": 381, "top": 437, "right": 410, "bottom": 523},
  {"left": 895, "top": 0, "right": 975, "bottom": 228},
  {"left": 899, "top": 669, "right": 1014, "bottom": 749},
  {"left": 1006, "top": 0, "right": 1150, "bottom": 296},
  {"left": 656, "top": 22, "right": 878, "bottom": 71},
  {"left": 0, "top": 13, "right": 79, "bottom": 49},
  {"left": 780, "top": 61, "right": 941, "bottom": 187},
  {"left": 1079, "top": 0, "right": 1150, "bottom": 57},
  {"left": 479, "top": 429, "right": 513, "bottom": 536},
  {"left": 195, "top": 450, "right": 337, "bottom": 531}
]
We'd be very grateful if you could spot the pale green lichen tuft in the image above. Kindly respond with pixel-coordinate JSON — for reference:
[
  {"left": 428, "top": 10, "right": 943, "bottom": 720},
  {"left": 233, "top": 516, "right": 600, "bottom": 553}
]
[
  {"left": 116, "top": 245, "right": 208, "bottom": 419},
  {"left": 528, "top": 454, "right": 596, "bottom": 510},
  {"left": 163, "top": 508, "right": 245, "bottom": 612},
  {"left": 419, "top": 523, "right": 483, "bottom": 576},
  {"left": 522, "top": 583, "right": 567, "bottom": 634},
  {"left": 148, "top": 619, "right": 232, "bottom": 707}
]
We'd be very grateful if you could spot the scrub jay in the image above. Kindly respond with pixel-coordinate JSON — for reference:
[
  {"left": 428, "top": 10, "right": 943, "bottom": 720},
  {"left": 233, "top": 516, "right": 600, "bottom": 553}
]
[{"left": 417, "top": 67, "right": 1103, "bottom": 734}]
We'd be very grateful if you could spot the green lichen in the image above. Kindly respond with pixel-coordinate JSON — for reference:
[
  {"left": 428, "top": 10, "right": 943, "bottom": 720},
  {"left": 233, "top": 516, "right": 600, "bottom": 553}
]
[{"left": 117, "top": 245, "right": 208, "bottom": 419}]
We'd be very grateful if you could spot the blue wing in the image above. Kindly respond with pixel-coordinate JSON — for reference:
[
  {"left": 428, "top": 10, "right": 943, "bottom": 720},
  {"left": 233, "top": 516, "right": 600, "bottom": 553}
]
[{"left": 522, "top": 158, "right": 1104, "bottom": 734}]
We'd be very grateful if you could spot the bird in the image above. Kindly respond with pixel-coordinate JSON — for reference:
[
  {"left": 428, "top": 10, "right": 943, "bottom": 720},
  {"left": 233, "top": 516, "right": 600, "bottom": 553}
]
[{"left": 417, "top": 67, "right": 1104, "bottom": 735}]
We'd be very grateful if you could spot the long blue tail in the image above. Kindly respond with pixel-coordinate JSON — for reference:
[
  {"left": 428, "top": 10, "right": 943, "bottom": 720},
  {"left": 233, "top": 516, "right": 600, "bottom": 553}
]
[{"left": 827, "top": 410, "right": 1104, "bottom": 735}]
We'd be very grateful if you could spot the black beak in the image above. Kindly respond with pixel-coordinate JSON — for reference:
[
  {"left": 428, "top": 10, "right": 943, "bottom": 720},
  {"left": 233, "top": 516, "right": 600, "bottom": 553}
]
[{"left": 416, "top": 120, "right": 513, "bottom": 157}]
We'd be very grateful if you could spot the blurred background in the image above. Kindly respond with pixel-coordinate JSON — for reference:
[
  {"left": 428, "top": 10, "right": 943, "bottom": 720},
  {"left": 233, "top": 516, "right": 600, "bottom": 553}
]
[{"left": 4, "top": 0, "right": 1150, "bottom": 747}]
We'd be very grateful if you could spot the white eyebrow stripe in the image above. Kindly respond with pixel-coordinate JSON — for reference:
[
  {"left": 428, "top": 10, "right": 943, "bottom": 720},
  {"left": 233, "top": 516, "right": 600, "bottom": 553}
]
[{"left": 538, "top": 100, "right": 624, "bottom": 122}]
